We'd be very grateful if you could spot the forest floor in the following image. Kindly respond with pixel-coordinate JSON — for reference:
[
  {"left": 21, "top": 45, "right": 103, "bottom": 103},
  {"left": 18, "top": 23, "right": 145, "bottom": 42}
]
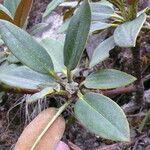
[{"left": 0, "top": 0, "right": 150, "bottom": 150}]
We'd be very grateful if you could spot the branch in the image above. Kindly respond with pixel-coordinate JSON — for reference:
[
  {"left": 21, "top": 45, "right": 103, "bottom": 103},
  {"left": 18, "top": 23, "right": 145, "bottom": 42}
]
[{"left": 102, "top": 85, "right": 135, "bottom": 97}]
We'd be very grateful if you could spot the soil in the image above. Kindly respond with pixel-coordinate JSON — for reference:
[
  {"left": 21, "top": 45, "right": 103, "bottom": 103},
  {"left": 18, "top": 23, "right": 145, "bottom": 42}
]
[{"left": 0, "top": 0, "right": 150, "bottom": 150}]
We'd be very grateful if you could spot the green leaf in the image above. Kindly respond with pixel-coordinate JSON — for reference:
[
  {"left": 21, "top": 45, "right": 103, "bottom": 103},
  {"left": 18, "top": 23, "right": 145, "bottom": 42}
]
[
  {"left": 90, "top": 21, "right": 112, "bottom": 33},
  {"left": 75, "top": 92, "right": 130, "bottom": 141},
  {"left": 114, "top": 13, "right": 146, "bottom": 47},
  {"left": 0, "top": 20, "right": 54, "bottom": 75},
  {"left": 14, "top": 0, "right": 33, "bottom": 27},
  {"left": 83, "top": 69, "right": 136, "bottom": 89},
  {"left": 40, "top": 38, "right": 66, "bottom": 73},
  {"left": 6, "top": 53, "right": 20, "bottom": 63},
  {"left": 0, "top": 4, "right": 14, "bottom": 22},
  {"left": 90, "top": 36, "right": 116, "bottom": 67},
  {"left": 30, "top": 23, "right": 48, "bottom": 36},
  {"left": 0, "top": 65, "right": 56, "bottom": 90},
  {"left": 4, "top": 0, "right": 21, "bottom": 16},
  {"left": 91, "top": 2, "right": 114, "bottom": 21},
  {"left": 64, "top": 0, "right": 91, "bottom": 71},
  {"left": 43, "top": 0, "right": 64, "bottom": 18}
]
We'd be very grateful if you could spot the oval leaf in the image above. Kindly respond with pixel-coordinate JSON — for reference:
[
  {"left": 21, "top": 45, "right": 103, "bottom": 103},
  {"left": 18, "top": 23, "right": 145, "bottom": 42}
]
[
  {"left": 15, "top": 108, "right": 65, "bottom": 150},
  {"left": 4, "top": 0, "right": 21, "bottom": 16},
  {"left": 75, "top": 92, "right": 130, "bottom": 141},
  {"left": 0, "top": 65, "right": 56, "bottom": 91},
  {"left": 14, "top": 0, "right": 33, "bottom": 27},
  {"left": 0, "top": 4, "right": 14, "bottom": 23},
  {"left": 83, "top": 69, "right": 136, "bottom": 89},
  {"left": 64, "top": 0, "right": 91, "bottom": 71},
  {"left": 90, "top": 36, "right": 116, "bottom": 67},
  {"left": 114, "top": 13, "right": 146, "bottom": 47},
  {"left": 0, "top": 20, "right": 54, "bottom": 75}
]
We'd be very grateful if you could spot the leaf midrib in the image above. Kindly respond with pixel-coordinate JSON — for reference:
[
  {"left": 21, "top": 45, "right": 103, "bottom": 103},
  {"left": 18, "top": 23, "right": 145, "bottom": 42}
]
[
  {"left": 0, "top": 22, "right": 52, "bottom": 73},
  {"left": 80, "top": 95, "right": 128, "bottom": 138}
]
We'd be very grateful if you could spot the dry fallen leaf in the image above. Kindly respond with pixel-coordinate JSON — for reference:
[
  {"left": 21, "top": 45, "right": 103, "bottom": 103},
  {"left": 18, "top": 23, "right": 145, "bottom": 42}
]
[{"left": 15, "top": 108, "right": 65, "bottom": 150}]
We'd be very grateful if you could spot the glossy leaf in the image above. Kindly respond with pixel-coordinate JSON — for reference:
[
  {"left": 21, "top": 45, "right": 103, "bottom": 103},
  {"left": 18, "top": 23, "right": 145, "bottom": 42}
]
[
  {"left": 0, "top": 65, "right": 56, "bottom": 90},
  {"left": 84, "top": 69, "right": 136, "bottom": 89},
  {"left": 90, "top": 36, "right": 116, "bottom": 67},
  {"left": 75, "top": 92, "right": 130, "bottom": 141},
  {"left": 43, "top": 0, "right": 64, "bottom": 18},
  {"left": 64, "top": 0, "right": 91, "bottom": 71},
  {"left": 40, "top": 38, "right": 66, "bottom": 73},
  {"left": 14, "top": 0, "right": 33, "bottom": 27},
  {"left": 0, "top": 20, "right": 54, "bottom": 75},
  {"left": 0, "top": 4, "right": 14, "bottom": 22},
  {"left": 4, "top": 0, "right": 21, "bottom": 16},
  {"left": 114, "top": 13, "right": 146, "bottom": 47}
]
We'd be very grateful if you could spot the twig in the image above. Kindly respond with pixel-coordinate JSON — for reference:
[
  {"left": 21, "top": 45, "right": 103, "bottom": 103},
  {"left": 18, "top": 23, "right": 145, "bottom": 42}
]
[{"left": 102, "top": 85, "right": 135, "bottom": 97}]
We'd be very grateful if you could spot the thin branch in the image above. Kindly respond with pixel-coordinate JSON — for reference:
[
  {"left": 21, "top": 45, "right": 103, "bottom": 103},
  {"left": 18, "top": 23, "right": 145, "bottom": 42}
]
[{"left": 102, "top": 85, "right": 135, "bottom": 97}]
